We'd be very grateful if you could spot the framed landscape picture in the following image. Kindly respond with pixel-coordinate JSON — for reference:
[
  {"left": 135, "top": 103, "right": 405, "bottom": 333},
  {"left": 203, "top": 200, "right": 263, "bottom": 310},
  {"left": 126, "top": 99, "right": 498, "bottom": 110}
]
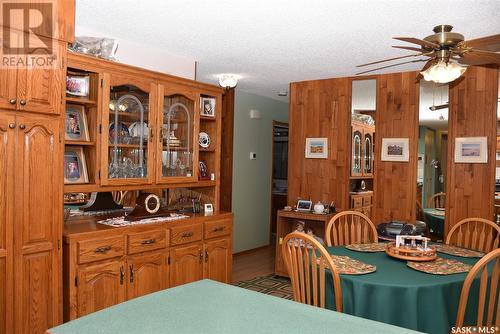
[
  {"left": 454, "top": 137, "right": 488, "bottom": 163},
  {"left": 381, "top": 138, "right": 409, "bottom": 162},
  {"left": 305, "top": 138, "right": 328, "bottom": 159}
]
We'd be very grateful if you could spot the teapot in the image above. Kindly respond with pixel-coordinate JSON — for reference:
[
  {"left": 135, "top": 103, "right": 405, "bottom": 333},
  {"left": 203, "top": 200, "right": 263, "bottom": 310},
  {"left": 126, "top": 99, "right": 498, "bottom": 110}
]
[{"left": 313, "top": 201, "right": 325, "bottom": 214}]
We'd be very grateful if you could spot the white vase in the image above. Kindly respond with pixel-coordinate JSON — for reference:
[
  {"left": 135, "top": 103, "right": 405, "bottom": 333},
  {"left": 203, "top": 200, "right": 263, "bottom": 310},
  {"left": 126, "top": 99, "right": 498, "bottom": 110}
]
[{"left": 313, "top": 201, "right": 325, "bottom": 214}]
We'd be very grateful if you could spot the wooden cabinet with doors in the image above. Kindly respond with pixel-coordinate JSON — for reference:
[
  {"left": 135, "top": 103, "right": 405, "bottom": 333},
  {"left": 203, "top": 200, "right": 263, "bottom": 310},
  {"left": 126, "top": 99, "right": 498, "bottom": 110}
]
[
  {"left": 351, "top": 120, "right": 375, "bottom": 177},
  {"left": 0, "top": 31, "right": 65, "bottom": 115},
  {"left": 63, "top": 213, "right": 233, "bottom": 321},
  {"left": 350, "top": 191, "right": 373, "bottom": 219}
]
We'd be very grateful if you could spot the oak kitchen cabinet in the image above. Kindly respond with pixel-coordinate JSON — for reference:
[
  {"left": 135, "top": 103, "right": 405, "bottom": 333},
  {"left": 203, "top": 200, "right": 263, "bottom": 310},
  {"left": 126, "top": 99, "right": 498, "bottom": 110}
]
[{"left": 64, "top": 213, "right": 233, "bottom": 321}]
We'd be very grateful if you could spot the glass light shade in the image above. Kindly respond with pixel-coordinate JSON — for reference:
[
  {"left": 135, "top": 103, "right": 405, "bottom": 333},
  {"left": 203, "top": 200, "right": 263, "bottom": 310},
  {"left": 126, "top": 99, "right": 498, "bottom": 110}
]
[
  {"left": 218, "top": 74, "right": 238, "bottom": 89},
  {"left": 420, "top": 61, "right": 466, "bottom": 84}
]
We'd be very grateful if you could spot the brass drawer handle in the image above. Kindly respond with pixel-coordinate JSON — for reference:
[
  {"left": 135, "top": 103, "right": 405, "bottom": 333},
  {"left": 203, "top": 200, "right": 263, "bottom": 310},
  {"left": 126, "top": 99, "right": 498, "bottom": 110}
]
[
  {"left": 141, "top": 238, "right": 156, "bottom": 245},
  {"left": 212, "top": 226, "right": 225, "bottom": 233},
  {"left": 181, "top": 232, "right": 194, "bottom": 238},
  {"left": 94, "top": 245, "right": 112, "bottom": 253}
]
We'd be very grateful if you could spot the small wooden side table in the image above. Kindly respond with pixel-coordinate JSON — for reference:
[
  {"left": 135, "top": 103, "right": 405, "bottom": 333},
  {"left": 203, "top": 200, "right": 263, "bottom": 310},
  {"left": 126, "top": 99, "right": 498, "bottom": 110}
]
[{"left": 274, "top": 210, "right": 336, "bottom": 277}]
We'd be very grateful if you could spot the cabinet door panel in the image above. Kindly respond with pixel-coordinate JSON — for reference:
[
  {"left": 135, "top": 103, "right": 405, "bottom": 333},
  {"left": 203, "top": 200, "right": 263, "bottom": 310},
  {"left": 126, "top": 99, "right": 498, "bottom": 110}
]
[
  {"left": 14, "top": 114, "right": 62, "bottom": 333},
  {"left": 0, "top": 114, "right": 14, "bottom": 334},
  {"left": 0, "top": 29, "right": 19, "bottom": 110},
  {"left": 15, "top": 251, "right": 58, "bottom": 334},
  {"left": 16, "top": 39, "right": 64, "bottom": 115},
  {"left": 77, "top": 260, "right": 126, "bottom": 317},
  {"left": 170, "top": 244, "right": 202, "bottom": 287},
  {"left": 204, "top": 238, "right": 231, "bottom": 283},
  {"left": 128, "top": 252, "right": 168, "bottom": 300}
]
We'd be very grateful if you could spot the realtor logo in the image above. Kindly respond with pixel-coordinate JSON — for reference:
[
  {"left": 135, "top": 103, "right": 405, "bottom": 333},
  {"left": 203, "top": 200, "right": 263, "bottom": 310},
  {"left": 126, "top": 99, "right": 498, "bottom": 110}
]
[{"left": 1, "top": 1, "right": 57, "bottom": 68}]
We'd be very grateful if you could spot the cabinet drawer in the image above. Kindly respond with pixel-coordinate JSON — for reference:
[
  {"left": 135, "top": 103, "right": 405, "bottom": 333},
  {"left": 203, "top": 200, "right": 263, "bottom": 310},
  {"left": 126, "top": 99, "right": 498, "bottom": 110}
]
[
  {"left": 78, "top": 236, "right": 124, "bottom": 264},
  {"left": 204, "top": 219, "right": 232, "bottom": 239},
  {"left": 170, "top": 224, "right": 202, "bottom": 246},
  {"left": 128, "top": 229, "right": 168, "bottom": 255},
  {"left": 362, "top": 196, "right": 372, "bottom": 206},
  {"left": 352, "top": 197, "right": 363, "bottom": 208}
]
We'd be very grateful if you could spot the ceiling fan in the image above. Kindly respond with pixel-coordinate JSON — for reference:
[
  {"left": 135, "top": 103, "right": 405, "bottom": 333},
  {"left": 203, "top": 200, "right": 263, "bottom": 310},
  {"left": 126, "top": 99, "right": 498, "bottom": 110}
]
[{"left": 356, "top": 25, "right": 500, "bottom": 83}]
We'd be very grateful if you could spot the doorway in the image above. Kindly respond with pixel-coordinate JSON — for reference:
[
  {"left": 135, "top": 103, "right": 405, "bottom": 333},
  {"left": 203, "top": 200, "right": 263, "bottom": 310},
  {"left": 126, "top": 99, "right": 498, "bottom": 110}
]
[{"left": 269, "top": 121, "right": 288, "bottom": 243}]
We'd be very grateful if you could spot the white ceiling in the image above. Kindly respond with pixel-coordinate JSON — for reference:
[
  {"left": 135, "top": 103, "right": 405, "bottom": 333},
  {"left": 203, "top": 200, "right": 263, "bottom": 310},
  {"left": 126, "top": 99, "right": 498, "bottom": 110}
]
[{"left": 75, "top": 0, "right": 500, "bottom": 102}]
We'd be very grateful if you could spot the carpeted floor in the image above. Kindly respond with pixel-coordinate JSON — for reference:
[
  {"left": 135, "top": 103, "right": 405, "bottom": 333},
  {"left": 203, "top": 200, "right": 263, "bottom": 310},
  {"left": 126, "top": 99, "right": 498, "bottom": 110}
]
[{"left": 232, "top": 274, "right": 294, "bottom": 300}]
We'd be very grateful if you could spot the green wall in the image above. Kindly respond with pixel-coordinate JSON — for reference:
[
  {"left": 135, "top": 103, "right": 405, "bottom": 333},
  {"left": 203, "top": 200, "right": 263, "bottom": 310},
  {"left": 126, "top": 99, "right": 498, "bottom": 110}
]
[{"left": 232, "top": 91, "right": 288, "bottom": 253}]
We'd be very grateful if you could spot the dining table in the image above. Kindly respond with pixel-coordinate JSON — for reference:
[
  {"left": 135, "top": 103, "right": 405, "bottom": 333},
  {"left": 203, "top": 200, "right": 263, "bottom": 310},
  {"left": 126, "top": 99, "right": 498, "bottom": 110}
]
[
  {"left": 47, "top": 279, "right": 422, "bottom": 334},
  {"left": 324, "top": 245, "right": 484, "bottom": 334},
  {"left": 423, "top": 208, "right": 445, "bottom": 237}
]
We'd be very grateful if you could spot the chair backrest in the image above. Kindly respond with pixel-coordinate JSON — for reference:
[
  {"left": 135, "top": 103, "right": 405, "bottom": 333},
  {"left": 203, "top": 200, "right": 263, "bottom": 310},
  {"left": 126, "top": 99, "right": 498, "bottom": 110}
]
[
  {"left": 282, "top": 232, "right": 342, "bottom": 311},
  {"left": 325, "top": 211, "right": 378, "bottom": 247},
  {"left": 446, "top": 218, "right": 500, "bottom": 253},
  {"left": 428, "top": 192, "right": 446, "bottom": 208},
  {"left": 456, "top": 248, "right": 500, "bottom": 328}
]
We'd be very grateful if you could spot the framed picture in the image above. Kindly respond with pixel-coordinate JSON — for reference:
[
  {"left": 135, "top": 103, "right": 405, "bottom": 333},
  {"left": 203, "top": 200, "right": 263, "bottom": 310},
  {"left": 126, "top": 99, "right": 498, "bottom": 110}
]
[
  {"left": 64, "top": 147, "right": 89, "bottom": 184},
  {"left": 381, "top": 138, "right": 409, "bottom": 162},
  {"left": 66, "top": 75, "right": 90, "bottom": 97},
  {"left": 65, "top": 104, "right": 90, "bottom": 141},
  {"left": 198, "top": 161, "right": 210, "bottom": 180},
  {"left": 200, "top": 97, "right": 216, "bottom": 117},
  {"left": 454, "top": 137, "right": 488, "bottom": 163},
  {"left": 305, "top": 138, "right": 328, "bottom": 159},
  {"left": 296, "top": 199, "right": 312, "bottom": 212}
]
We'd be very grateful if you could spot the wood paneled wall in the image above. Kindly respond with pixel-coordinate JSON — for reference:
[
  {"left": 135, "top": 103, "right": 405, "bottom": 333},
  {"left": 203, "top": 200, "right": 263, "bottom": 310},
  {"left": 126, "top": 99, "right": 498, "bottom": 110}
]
[
  {"left": 220, "top": 88, "right": 235, "bottom": 212},
  {"left": 445, "top": 66, "right": 498, "bottom": 232},
  {"left": 287, "top": 78, "right": 351, "bottom": 211},
  {"left": 373, "top": 72, "right": 420, "bottom": 224}
]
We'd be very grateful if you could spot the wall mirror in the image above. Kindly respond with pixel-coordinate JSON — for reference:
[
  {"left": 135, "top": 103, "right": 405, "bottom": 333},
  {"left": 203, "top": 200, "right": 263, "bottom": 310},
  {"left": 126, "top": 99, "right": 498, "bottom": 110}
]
[
  {"left": 417, "top": 79, "right": 449, "bottom": 239},
  {"left": 350, "top": 79, "right": 376, "bottom": 218}
]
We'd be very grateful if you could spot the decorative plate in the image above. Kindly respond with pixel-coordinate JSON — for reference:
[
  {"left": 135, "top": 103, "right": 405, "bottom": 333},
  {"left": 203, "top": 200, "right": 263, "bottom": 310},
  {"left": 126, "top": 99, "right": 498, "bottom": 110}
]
[
  {"left": 407, "top": 257, "right": 472, "bottom": 275},
  {"left": 431, "top": 243, "right": 484, "bottom": 258},
  {"left": 319, "top": 255, "right": 376, "bottom": 275},
  {"left": 129, "top": 122, "right": 149, "bottom": 138},
  {"left": 199, "top": 132, "right": 210, "bottom": 148},
  {"left": 345, "top": 242, "right": 387, "bottom": 253},
  {"left": 108, "top": 122, "right": 129, "bottom": 142}
]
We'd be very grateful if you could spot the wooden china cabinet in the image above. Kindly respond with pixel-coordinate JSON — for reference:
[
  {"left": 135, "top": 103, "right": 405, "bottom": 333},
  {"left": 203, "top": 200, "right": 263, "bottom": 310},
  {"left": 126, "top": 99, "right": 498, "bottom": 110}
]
[{"left": 62, "top": 53, "right": 231, "bottom": 321}]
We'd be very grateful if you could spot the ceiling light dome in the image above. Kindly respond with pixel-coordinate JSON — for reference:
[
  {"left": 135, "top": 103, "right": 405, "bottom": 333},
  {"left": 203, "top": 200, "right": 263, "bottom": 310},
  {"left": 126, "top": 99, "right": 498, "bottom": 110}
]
[
  {"left": 218, "top": 74, "right": 238, "bottom": 89},
  {"left": 421, "top": 60, "right": 466, "bottom": 84}
]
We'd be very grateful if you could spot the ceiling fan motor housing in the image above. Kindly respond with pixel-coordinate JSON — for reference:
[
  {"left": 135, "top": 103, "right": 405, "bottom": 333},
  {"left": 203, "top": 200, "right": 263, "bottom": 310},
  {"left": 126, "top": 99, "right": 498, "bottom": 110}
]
[{"left": 424, "top": 25, "right": 465, "bottom": 50}]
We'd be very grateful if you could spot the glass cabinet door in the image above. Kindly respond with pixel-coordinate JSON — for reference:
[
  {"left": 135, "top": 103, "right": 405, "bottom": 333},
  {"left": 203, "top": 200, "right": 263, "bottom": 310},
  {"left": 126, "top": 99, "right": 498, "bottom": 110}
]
[
  {"left": 157, "top": 89, "right": 196, "bottom": 183},
  {"left": 364, "top": 134, "right": 373, "bottom": 175},
  {"left": 101, "top": 74, "right": 155, "bottom": 185},
  {"left": 352, "top": 131, "right": 362, "bottom": 176}
]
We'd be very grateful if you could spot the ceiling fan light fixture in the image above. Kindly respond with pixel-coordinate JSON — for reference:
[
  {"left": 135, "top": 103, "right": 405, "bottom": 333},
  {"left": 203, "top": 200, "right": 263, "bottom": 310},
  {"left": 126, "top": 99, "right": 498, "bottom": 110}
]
[
  {"left": 218, "top": 74, "right": 239, "bottom": 89},
  {"left": 420, "top": 60, "right": 466, "bottom": 84}
]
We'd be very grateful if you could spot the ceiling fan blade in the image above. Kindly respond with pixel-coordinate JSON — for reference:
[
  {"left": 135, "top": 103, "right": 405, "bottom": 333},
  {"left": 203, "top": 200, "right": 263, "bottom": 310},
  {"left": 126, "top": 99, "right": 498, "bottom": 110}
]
[
  {"left": 357, "top": 52, "right": 428, "bottom": 67},
  {"left": 461, "top": 34, "right": 500, "bottom": 52},
  {"left": 429, "top": 103, "right": 449, "bottom": 111},
  {"left": 393, "top": 37, "right": 439, "bottom": 49},
  {"left": 355, "top": 59, "right": 428, "bottom": 75},
  {"left": 457, "top": 49, "right": 500, "bottom": 65},
  {"left": 392, "top": 45, "right": 425, "bottom": 52}
]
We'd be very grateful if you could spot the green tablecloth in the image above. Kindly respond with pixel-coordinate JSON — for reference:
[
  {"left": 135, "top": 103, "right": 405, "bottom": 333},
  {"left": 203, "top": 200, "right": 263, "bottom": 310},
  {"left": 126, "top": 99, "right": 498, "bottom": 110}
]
[
  {"left": 48, "top": 279, "right": 422, "bottom": 334},
  {"left": 325, "top": 246, "right": 482, "bottom": 334},
  {"left": 423, "top": 208, "right": 445, "bottom": 237}
]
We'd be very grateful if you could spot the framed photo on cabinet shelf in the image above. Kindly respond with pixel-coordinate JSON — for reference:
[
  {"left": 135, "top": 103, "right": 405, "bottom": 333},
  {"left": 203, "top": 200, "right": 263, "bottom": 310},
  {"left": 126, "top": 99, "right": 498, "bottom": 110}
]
[
  {"left": 65, "top": 104, "right": 90, "bottom": 141},
  {"left": 454, "top": 137, "right": 488, "bottom": 163},
  {"left": 201, "top": 97, "right": 216, "bottom": 117},
  {"left": 305, "top": 138, "right": 328, "bottom": 159},
  {"left": 66, "top": 74, "right": 90, "bottom": 97},
  {"left": 64, "top": 147, "right": 89, "bottom": 184},
  {"left": 381, "top": 138, "right": 409, "bottom": 162}
]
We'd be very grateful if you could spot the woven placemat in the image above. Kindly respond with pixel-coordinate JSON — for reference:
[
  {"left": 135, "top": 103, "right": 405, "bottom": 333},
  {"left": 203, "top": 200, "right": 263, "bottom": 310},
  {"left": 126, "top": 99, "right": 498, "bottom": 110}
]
[
  {"left": 345, "top": 242, "right": 387, "bottom": 252},
  {"left": 407, "top": 257, "right": 472, "bottom": 275},
  {"left": 432, "top": 243, "right": 484, "bottom": 258},
  {"left": 319, "top": 255, "right": 376, "bottom": 275}
]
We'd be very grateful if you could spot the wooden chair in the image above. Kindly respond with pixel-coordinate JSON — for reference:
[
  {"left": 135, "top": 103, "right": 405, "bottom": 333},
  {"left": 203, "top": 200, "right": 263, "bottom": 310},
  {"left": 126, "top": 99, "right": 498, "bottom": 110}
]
[
  {"left": 428, "top": 192, "right": 446, "bottom": 208},
  {"left": 446, "top": 218, "right": 500, "bottom": 253},
  {"left": 282, "top": 232, "right": 343, "bottom": 311},
  {"left": 325, "top": 211, "right": 378, "bottom": 246},
  {"left": 455, "top": 248, "right": 500, "bottom": 328}
]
